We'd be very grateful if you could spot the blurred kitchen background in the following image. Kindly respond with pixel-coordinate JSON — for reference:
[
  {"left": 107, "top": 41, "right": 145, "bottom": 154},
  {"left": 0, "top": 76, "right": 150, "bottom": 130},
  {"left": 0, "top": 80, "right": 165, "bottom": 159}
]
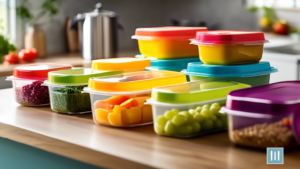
[{"left": 1, "top": 0, "right": 300, "bottom": 88}]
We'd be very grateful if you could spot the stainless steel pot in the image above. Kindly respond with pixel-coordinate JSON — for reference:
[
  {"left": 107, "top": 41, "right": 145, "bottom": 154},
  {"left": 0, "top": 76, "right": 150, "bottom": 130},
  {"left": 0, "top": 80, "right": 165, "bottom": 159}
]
[{"left": 71, "top": 3, "right": 118, "bottom": 60}]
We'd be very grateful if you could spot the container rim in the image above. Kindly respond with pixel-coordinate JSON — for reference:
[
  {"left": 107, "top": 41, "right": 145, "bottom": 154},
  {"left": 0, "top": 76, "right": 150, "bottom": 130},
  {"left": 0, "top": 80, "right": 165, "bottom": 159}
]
[
  {"left": 83, "top": 87, "right": 152, "bottom": 96},
  {"left": 220, "top": 107, "right": 286, "bottom": 118},
  {"left": 147, "top": 98, "right": 226, "bottom": 107}
]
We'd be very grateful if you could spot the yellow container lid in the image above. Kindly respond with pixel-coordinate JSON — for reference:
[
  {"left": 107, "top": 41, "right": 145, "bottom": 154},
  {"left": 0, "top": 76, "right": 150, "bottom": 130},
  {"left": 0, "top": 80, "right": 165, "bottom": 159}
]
[
  {"left": 88, "top": 70, "right": 187, "bottom": 92},
  {"left": 92, "top": 58, "right": 151, "bottom": 72}
]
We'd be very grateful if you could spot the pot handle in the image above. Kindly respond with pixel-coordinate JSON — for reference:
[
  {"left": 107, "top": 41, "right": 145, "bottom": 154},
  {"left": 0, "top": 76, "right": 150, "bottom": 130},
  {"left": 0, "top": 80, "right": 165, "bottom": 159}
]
[{"left": 70, "top": 13, "right": 85, "bottom": 30}]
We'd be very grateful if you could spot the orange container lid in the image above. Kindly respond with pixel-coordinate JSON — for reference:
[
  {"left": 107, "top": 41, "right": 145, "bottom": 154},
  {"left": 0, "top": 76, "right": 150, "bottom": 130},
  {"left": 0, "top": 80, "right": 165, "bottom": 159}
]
[
  {"left": 92, "top": 58, "right": 151, "bottom": 71},
  {"left": 13, "top": 63, "right": 72, "bottom": 80},
  {"left": 132, "top": 26, "right": 208, "bottom": 39}
]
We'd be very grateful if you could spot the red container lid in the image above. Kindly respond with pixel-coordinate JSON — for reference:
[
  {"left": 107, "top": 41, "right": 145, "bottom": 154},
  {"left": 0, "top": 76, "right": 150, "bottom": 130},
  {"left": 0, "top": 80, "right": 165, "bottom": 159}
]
[
  {"left": 133, "top": 26, "right": 208, "bottom": 39},
  {"left": 13, "top": 63, "right": 72, "bottom": 80},
  {"left": 194, "top": 30, "right": 267, "bottom": 45}
]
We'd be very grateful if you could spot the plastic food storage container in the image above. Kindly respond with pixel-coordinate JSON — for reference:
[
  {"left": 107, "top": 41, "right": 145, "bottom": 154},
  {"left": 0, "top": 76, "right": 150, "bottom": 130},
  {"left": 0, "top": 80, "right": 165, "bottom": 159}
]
[
  {"left": 145, "top": 57, "right": 201, "bottom": 81},
  {"left": 182, "top": 61, "right": 277, "bottom": 86},
  {"left": 191, "top": 30, "right": 269, "bottom": 65},
  {"left": 147, "top": 81, "right": 250, "bottom": 138},
  {"left": 132, "top": 26, "right": 208, "bottom": 59},
  {"left": 92, "top": 58, "right": 151, "bottom": 72},
  {"left": 221, "top": 81, "right": 300, "bottom": 149},
  {"left": 84, "top": 70, "right": 187, "bottom": 127},
  {"left": 45, "top": 68, "right": 122, "bottom": 114},
  {"left": 6, "top": 63, "right": 72, "bottom": 106}
]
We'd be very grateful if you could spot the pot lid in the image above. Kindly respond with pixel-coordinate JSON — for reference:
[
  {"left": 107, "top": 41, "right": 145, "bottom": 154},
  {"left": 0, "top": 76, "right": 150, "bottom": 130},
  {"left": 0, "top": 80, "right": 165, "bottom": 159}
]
[
  {"left": 181, "top": 61, "right": 277, "bottom": 77},
  {"left": 13, "top": 63, "right": 72, "bottom": 80}
]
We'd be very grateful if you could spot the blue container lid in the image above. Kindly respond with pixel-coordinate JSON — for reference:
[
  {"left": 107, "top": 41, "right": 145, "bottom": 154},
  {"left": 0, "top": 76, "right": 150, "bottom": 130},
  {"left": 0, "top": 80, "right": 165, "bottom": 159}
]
[
  {"left": 182, "top": 61, "right": 278, "bottom": 77},
  {"left": 146, "top": 57, "right": 201, "bottom": 71}
]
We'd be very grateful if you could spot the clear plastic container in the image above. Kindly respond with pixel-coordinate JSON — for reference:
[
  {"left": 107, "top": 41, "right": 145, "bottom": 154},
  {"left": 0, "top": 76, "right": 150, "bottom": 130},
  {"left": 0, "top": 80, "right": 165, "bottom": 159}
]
[
  {"left": 45, "top": 68, "right": 122, "bottom": 114},
  {"left": 182, "top": 61, "right": 277, "bottom": 86},
  {"left": 191, "top": 30, "right": 269, "bottom": 65},
  {"left": 92, "top": 58, "right": 151, "bottom": 72},
  {"left": 84, "top": 70, "right": 187, "bottom": 127},
  {"left": 132, "top": 26, "right": 207, "bottom": 59},
  {"left": 147, "top": 81, "right": 250, "bottom": 138},
  {"left": 7, "top": 63, "right": 72, "bottom": 106},
  {"left": 221, "top": 81, "right": 300, "bottom": 149}
]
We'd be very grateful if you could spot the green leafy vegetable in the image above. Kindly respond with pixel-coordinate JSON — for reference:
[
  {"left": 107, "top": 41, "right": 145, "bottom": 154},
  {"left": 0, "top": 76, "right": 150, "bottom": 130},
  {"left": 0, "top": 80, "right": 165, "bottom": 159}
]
[
  {"left": 55, "top": 86, "right": 85, "bottom": 94},
  {"left": 0, "top": 19, "right": 16, "bottom": 63}
]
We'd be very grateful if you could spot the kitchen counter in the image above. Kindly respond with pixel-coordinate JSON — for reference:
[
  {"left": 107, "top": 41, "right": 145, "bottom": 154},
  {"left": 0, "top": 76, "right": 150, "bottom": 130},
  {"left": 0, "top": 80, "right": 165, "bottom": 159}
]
[{"left": 0, "top": 88, "right": 300, "bottom": 169}]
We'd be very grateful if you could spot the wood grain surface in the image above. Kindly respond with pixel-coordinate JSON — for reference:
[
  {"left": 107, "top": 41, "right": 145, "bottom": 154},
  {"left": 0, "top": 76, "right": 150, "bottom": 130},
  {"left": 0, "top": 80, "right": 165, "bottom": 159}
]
[{"left": 0, "top": 88, "right": 299, "bottom": 169}]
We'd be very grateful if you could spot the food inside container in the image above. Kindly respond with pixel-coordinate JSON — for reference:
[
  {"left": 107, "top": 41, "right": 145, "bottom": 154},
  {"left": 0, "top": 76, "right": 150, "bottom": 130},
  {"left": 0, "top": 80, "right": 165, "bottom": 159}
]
[
  {"left": 182, "top": 61, "right": 277, "bottom": 86},
  {"left": 6, "top": 63, "right": 72, "bottom": 106},
  {"left": 221, "top": 81, "right": 300, "bottom": 149},
  {"left": 84, "top": 70, "right": 187, "bottom": 127},
  {"left": 132, "top": 26, "right": 207, "bottom": 59},
  {"left": 191, "top": 30, "right": 268, "bottom": 65},
  {"left": 46, "top": 68, "right": 122, "bottom": 114},
  {"left": 92, "top": 58, "right": 151, "bottom": 72},
  {"left": 147, "top": 81, "right": 250, "bottom": 137}
]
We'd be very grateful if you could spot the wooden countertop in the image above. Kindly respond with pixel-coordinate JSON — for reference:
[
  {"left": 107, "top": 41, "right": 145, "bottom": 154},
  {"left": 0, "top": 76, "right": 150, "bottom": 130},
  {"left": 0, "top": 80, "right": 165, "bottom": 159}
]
[
  {"left": 0, "top": 88, "right": 299, "bottom": 169},
  {"left": 0, "top": 51, "right": 138, "bottom": 77}
]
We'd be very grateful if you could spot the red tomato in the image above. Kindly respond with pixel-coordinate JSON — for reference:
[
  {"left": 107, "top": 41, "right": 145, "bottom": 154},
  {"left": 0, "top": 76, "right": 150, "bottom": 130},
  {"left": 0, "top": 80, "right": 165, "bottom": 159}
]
[
  {"left": 273, "top": 22, "right": 288, "bottom": 35},
  {"left": 4, "top": 53, "right": 19, "bottom": 64},
  {"left": 18, "top": 49, "right": 37, "bottom": 62}
]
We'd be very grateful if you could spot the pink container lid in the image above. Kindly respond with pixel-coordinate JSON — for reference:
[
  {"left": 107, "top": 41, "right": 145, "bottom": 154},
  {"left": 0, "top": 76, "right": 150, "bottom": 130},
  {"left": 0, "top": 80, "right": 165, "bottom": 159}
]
[{"left": 194, "top": 30, "right": 268, "bottom": 45}]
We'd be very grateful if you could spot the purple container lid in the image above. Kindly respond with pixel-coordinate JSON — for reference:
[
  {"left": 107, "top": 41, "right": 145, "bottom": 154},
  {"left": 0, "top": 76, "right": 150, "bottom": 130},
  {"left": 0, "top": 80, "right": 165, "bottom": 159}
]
[{"left": 225, "top": 81, "right": 300, "bottom": 143}]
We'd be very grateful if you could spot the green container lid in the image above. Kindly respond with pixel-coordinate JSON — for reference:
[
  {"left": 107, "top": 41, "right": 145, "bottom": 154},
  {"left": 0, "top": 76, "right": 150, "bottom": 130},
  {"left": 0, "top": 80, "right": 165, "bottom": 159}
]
[
  {"left": 48, "top": 68, "right": 123, "bottom": 85},
  {"left": 151, "top": 81, "right": 250, "bottom": 104}
]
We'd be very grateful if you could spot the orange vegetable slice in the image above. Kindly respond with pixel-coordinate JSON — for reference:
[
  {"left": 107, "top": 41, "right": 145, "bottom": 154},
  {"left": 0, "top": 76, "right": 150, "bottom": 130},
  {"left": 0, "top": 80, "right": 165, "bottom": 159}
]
[
  {"left": 127, "top": 107, "right": 142, "bottom": 125},
  {"left": 113, "top": 105, "right": 129, "bottom": 126},
  {"left": 95, "top": 108, "right": 110, "bottom": 124},
  {"left": 94, "top": 95, "right": 131, "bottom": 110},
  {"left": 135, "top": 96, "right": 150, "bottom": 106},
  {"left": 108, "top": 112, "right": 123, "bottom": 126},
  {"left": 141, "top": 104, "right": 153, "bottom": 123},
  {"left": 120, "top": 98, "right": 139, "bottom": 109}
]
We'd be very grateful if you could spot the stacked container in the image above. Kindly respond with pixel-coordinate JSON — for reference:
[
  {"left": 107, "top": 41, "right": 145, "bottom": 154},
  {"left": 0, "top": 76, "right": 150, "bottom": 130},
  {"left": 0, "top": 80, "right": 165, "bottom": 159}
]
[
  {"left": 183, "top": 30, "right": 278, "bottom": 86},
  {"left": 132, "top": 26, "right": 207, "bottom": 79},
  {"left": 92, "top": 58, "right": 151, "bottom": 72}
]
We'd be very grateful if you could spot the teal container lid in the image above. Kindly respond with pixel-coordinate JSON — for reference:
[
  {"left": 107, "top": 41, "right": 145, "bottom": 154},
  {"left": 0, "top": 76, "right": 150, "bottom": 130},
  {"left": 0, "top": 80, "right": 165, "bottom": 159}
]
[
  {"left": 150, "top": 81, "right": 250, "bottom": 104},
  {"left": 182, "top": 61, "right": 278, "bottom": 77},
  {"left": 146, "top": 57, "right": 201, "bottom": 71},
  {"left": 48, "top": 68, "right": 123, "bottom": 85}
]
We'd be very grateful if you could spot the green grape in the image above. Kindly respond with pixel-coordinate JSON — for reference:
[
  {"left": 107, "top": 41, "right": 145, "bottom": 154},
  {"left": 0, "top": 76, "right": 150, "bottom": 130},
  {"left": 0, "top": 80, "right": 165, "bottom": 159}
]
[
  {"left": 210, "top": 107, "right": 220, "bottom": 115},
  {"left": 171, "top": 109, "right": 179, "bottom": 114},
  {"left": 214, "top": 119, "right": 223, "bottom": 129},
  {"left": 172, "top": 115, "right": 187, "bottom": 126},
  {"left": 195, "top": 106, "right": 202, "bottom": 113},
  {"left": 215, "top": 112, "right": 224, "bottom": 118},
  {"left": 201, "top": 109, "right": 217, "bottom": 121},
  {"left": 179, "top": 111, "right": 193, "bottom": 122},
  {"left": 156, "top": 115, "right": 168, "bottom": 126},
  {"left": 154, "top": 124, "right": 164, "bottom": 135},
  {"left": 202, "top": 104, "right": 210, "bottom": 110},
  {"left": 164, "top": 121, "right": 177, "bottom": 135},
  {"left": 188, "top": 109, "right": 197, "bottom": 116},
  {"left": 164, "top": 110, "right": 178, "bottom": 120},
  {"left": 178, "top": 124, "right": 193, "bottom": 136},
  {"left": 211, "top": 103, "right": 221, "bottom": 109},
  {"left": 221, "top": 117, "right": 228, "bottom": 128},
  {"left": 201, "top": 119, "right": 214, "bottom": 131},
  {"left": 191, "top": 121, "right": 201, "bottom": 133},
  {"left": 193, "top": 113, "right": 205, "bottom": 123}
]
